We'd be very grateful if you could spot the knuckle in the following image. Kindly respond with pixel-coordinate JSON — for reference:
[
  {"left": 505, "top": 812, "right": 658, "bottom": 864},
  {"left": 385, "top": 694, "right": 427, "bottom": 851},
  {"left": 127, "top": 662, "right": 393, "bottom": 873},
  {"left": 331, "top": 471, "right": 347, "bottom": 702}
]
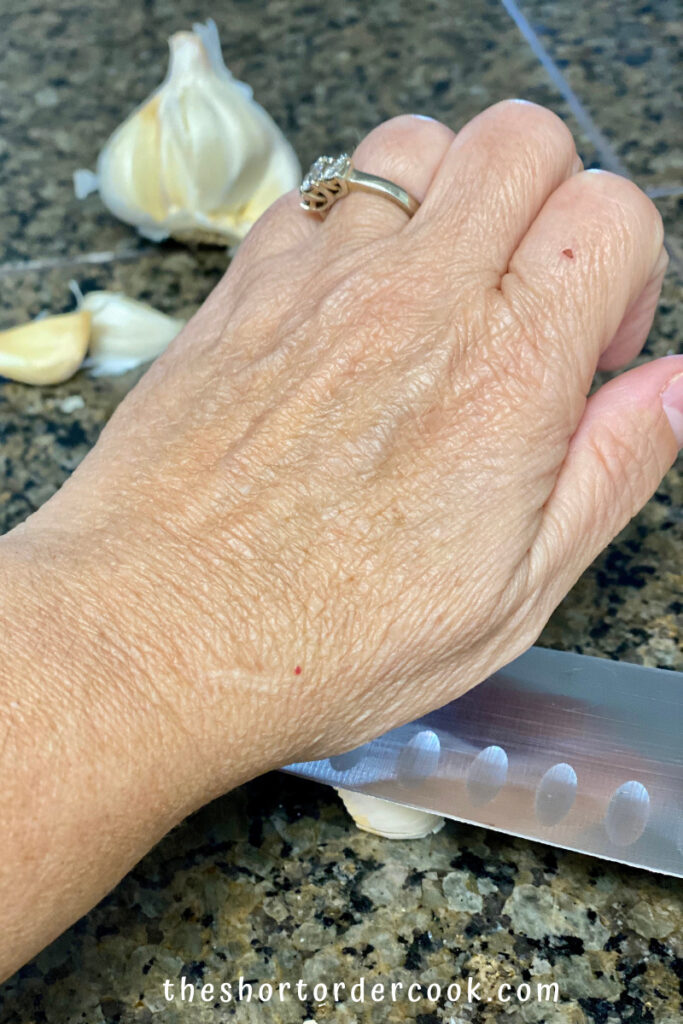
[
  {"left": 492, "top": 99, "right": 576, "bottom": 154},
  {"left": 576, "top": 170, "right": 663, "bottom": 245},
  {"left": 356, "top": 114, "right": 453, "bottom": 163}
]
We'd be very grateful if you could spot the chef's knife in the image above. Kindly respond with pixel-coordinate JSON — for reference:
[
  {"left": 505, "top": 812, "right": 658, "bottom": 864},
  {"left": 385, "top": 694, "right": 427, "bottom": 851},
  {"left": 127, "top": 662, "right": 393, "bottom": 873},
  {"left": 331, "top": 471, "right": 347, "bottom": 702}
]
[{"left": 284, "top": 647, "right": 683, "bottom": 876}]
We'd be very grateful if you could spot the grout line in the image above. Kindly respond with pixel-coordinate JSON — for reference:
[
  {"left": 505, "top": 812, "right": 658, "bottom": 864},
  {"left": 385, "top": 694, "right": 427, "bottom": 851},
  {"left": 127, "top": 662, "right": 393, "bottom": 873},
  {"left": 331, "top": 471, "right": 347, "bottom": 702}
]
[
  {"left": 646, "top": 185, "right": 683, "bottom": 200},
  {"left": 499, "top": 0, "right": 631, "bottom": 177},
  {"left": 0, "top": 247, "right": 155, "bottom": 279}
]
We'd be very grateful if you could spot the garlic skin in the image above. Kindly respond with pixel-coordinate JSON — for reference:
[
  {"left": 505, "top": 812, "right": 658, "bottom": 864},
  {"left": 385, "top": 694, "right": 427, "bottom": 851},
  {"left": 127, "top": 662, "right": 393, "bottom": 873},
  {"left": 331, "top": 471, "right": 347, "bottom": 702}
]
[
  {"left": 336, "top": 789, "right": 445, "bottom": 840},
  {"left": 72, "top": 287, "right": 185, "bottom": 376},
  {"left": 76, "top": 20, "right": 300, "bottom": 245},
  {"left": 0, "top": 311, "right": 91, "bottom": 385}
]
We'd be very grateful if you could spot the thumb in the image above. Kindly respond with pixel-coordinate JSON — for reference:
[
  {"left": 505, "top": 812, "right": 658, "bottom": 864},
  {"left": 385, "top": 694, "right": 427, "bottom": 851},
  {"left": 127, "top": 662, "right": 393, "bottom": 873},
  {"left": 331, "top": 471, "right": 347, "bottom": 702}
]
[{"left": 528, "top": 355, "right": 683, "bottom": 603}]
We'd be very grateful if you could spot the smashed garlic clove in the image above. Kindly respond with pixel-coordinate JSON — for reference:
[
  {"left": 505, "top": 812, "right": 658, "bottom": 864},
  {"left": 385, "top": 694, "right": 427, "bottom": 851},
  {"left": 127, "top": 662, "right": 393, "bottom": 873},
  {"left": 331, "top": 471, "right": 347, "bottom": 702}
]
[
  {"left": 0, "top": 311, "right": 91, "bottom": 385},
  {"left": 71, "top": 286, "right": 185, "bottom": 376},
  {"left": 336, "top": 788, "right": 445, "bottom": 840},
  {"left": 75, "top": 19, "right": 300, "bottom": 246}
]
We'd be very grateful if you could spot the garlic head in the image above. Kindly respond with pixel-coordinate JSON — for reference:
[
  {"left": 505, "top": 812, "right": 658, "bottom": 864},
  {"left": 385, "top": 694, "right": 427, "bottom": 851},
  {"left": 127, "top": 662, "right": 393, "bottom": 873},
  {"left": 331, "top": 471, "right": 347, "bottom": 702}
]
[
  {"left": 0, "top": 311, "right": 91, "bottom": 385},
  {"left": 337, "top": 789, "right": 445, "bottom": 840},
  {"left": 71, "top": 286, "right": 185, "bottom": 376},
  {"left": 78, "top": 20, "right": 301, "bottom": 245}
]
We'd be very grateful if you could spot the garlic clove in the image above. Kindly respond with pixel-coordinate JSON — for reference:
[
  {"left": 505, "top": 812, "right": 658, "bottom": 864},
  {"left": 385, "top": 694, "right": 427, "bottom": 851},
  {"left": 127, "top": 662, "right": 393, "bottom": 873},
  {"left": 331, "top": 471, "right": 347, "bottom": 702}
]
[
  {"left": 71, "top": 286, "right": 185, "bottom": 376},
  {"left": 336, "top": 788, "right": 445, "bottom": 840},
  {"left": 76, "top": 19, "right": 300, "bottom": 246},
  {"left": 0, "top": 311, "right": 91, "bottom": 385}
]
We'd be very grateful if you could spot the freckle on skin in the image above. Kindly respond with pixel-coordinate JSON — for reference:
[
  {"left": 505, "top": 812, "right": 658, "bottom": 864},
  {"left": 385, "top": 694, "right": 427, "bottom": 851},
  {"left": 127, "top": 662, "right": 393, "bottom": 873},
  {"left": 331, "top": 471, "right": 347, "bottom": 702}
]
[
  {"left": 294, "top": 666, "right": 302, "bottom": 675},
  {"left": 562, "top": 248, "right": 574, "bottom": 259}
]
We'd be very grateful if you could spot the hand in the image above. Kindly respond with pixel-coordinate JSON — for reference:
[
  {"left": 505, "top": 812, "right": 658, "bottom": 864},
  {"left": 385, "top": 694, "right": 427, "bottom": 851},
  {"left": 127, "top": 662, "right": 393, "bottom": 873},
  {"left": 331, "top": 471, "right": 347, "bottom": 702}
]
[
  {"left": 3, "top": 100, "right": 682, "bottom": 980},
  {"left": 14, "top": 102, "right": 683, "bottom": 784}
]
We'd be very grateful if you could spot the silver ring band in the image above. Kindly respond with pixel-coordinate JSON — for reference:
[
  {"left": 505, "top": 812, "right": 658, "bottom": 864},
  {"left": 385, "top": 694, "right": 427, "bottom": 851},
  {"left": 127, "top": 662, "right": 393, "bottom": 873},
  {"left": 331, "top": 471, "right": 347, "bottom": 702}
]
[{"left": 300, "top": 153, "right": 420, "bottom": 218}]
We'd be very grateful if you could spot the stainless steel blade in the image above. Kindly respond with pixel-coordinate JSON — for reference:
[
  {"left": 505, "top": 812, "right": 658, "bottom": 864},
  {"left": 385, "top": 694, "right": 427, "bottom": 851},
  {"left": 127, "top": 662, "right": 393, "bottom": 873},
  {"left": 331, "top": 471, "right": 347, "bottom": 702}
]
[{"left": 284, "top": 647, "right": 683, "bottom": 876}]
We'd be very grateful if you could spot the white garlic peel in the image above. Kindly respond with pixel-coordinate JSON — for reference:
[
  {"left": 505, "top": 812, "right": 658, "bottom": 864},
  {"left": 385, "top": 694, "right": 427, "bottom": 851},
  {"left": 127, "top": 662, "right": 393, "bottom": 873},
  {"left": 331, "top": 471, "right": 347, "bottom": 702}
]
[
  {"left": 336, "top": 788, "right": 445, "bottom": 840},
  {"left": 0, "top": 312, "right": 91, "bottom": 385},
  {"left": 75, "top": 20, "right": 301, "bottom": 245},
  {"left": 70, "top": 285, "right": 186, "bottom": 377}
]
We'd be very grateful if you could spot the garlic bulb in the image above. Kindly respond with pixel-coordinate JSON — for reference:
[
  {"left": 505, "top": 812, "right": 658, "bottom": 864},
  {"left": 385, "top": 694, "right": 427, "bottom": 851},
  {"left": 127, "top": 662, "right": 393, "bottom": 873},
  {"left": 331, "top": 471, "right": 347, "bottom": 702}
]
[
  {"left": 337, "top": 789, "right": 445, "bottom": 840},
  {"left": 0, "top": 311, "right": 91, "bottom": 385},
  {"left": 71, "top": 285, "right": 185, "bottom": 376},
  {"left": 74, "top": 20, "right": 301, "bottom": 245}
]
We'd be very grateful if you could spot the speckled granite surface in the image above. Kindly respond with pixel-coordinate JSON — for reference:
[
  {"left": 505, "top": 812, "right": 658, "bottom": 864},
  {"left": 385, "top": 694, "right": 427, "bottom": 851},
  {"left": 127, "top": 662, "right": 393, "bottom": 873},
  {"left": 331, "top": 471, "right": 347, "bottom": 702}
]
[
  {"left": 0, "top": 0, "right": 681, "bottom": 1022},
  {"left": 1, "top": 776, "right": 682, "bottom": 1024},
  {"left": 520, "top": 0, "right": 683, "bottom": 186},
  {"left": 0, "top": 0, "right": 604, "bottom": 264}
]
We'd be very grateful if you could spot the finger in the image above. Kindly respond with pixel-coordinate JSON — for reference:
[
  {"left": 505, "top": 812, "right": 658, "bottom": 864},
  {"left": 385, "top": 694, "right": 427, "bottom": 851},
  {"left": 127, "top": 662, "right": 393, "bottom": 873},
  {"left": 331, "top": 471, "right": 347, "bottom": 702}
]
[
  {"left": 527, "top": 355, "right": 683, "bottom": 608},
  {"left": 230, "top": 187, "right": 320, "bottom": 266},
  {"left": 416, "top": 99, "right": 581, "bottom": 281},
  {"left": 498, "top": 169, "right": 665, "bottom": 392},
  {"left": 323, "top": 114, "right": 455, "bottom": 241},
  {"left": 598, "top": 246, "right": 669, "bottom": 370}
]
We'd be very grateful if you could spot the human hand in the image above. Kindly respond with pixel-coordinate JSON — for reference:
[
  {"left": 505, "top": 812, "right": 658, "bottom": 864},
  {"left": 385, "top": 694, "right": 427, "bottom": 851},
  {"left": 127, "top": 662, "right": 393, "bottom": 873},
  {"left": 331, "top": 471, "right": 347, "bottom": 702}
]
[{"left": 10, "top": 102, "right": 682, "bottom": 795}]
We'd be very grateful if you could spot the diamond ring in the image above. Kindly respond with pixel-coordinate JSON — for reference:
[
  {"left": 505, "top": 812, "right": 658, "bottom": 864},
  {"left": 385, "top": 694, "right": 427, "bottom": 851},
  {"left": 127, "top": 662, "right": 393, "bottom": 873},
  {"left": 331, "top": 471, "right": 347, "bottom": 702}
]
[{"left": 300, "top": 153, "right": 420, "bottom": 218}]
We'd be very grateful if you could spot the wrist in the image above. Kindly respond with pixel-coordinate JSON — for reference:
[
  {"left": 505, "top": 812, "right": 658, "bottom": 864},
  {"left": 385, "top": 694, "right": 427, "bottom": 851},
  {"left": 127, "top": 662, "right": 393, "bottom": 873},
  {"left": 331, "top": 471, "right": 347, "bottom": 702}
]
[
  {"left": 0, "top": 527, "right": 183, "bottom": 975},
  {"left": 0, "top": 514, "right": 272, "bottom": 808},
  {"left": 0, "top": 524, "right": 211, "bottom": 825}
]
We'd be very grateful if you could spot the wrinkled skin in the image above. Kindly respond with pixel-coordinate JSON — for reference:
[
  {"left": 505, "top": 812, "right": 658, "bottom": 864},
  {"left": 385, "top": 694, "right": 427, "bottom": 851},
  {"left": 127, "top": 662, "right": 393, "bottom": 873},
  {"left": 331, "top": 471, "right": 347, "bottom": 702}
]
[
  {"left": 14, "top": 102, "right": 681, "bottom": 781},
  {"left": 2, "top": 100, "right": 682, "bottom": 980}
]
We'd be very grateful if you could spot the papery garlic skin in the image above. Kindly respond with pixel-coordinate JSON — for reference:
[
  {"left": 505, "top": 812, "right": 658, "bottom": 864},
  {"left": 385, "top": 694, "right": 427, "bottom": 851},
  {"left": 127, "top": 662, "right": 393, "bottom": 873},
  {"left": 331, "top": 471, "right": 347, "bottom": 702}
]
[
  {"left": 336, "top": 789, "right": 445, "bottom": 840},
  {"left": 72, "top": 287, "right": 185, "bottom": 376},
  {"left": 0, "top": 311, "right": 91, "bottom": 385},
  {"left": 78, "top": 20, "right": 300, "bottom": 245}
]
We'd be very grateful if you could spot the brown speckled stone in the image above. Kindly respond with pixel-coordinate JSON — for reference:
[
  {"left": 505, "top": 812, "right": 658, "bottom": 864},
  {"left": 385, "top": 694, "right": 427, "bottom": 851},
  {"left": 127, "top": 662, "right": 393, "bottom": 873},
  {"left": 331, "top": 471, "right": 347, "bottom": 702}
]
[
  {"left": 1, "top": 777, "right": 681, "bottom": 1023},
  {"left": 0, "top": 249, "right": 227, "bottom": 532},
  {"left": 519, "top": 0, "right": 683, "bottom": 186},
  {"left": 0, "top": 0, "right": 601, "bottom": 263}
]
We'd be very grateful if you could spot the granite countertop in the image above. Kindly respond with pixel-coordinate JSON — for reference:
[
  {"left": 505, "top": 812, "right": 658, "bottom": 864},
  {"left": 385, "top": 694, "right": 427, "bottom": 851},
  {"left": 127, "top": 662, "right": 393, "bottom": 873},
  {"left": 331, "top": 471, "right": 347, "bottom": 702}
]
[{"left": 0, "top": 1, "right": 681, "bottom": 1022}]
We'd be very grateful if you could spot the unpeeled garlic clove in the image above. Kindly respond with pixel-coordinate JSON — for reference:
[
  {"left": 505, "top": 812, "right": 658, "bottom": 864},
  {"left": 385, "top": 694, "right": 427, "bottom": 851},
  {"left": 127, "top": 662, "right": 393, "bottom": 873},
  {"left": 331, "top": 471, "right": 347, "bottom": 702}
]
[
  {"left": 75, "top": 19, "right": 301, "bottom": 246},
  {"left": 0, "top": 311, "right": 91, "bottom": 385},
  {"left": 71, "top": 286, "right": 186, "bottom": 376},
  {"left": 336, "top": 788, "right": 445, "bottom": 840}
]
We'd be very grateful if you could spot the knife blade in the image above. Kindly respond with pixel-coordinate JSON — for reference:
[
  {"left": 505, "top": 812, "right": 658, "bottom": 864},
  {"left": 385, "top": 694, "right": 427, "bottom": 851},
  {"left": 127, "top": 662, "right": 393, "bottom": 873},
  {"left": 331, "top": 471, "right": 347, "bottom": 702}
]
[{"left": 283, "top": 647, "right": 683, "bottom": 876}]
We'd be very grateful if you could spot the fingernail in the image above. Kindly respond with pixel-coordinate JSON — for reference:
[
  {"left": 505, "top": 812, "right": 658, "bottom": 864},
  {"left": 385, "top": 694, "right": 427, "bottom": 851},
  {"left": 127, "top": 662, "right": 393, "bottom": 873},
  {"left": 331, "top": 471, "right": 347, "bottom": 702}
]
[
  {"left": 661, "top": 372, "right": 683, "bottom": 447},
  {"left": 410, "top": 113, "right": 437, "bottom": 122}
]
